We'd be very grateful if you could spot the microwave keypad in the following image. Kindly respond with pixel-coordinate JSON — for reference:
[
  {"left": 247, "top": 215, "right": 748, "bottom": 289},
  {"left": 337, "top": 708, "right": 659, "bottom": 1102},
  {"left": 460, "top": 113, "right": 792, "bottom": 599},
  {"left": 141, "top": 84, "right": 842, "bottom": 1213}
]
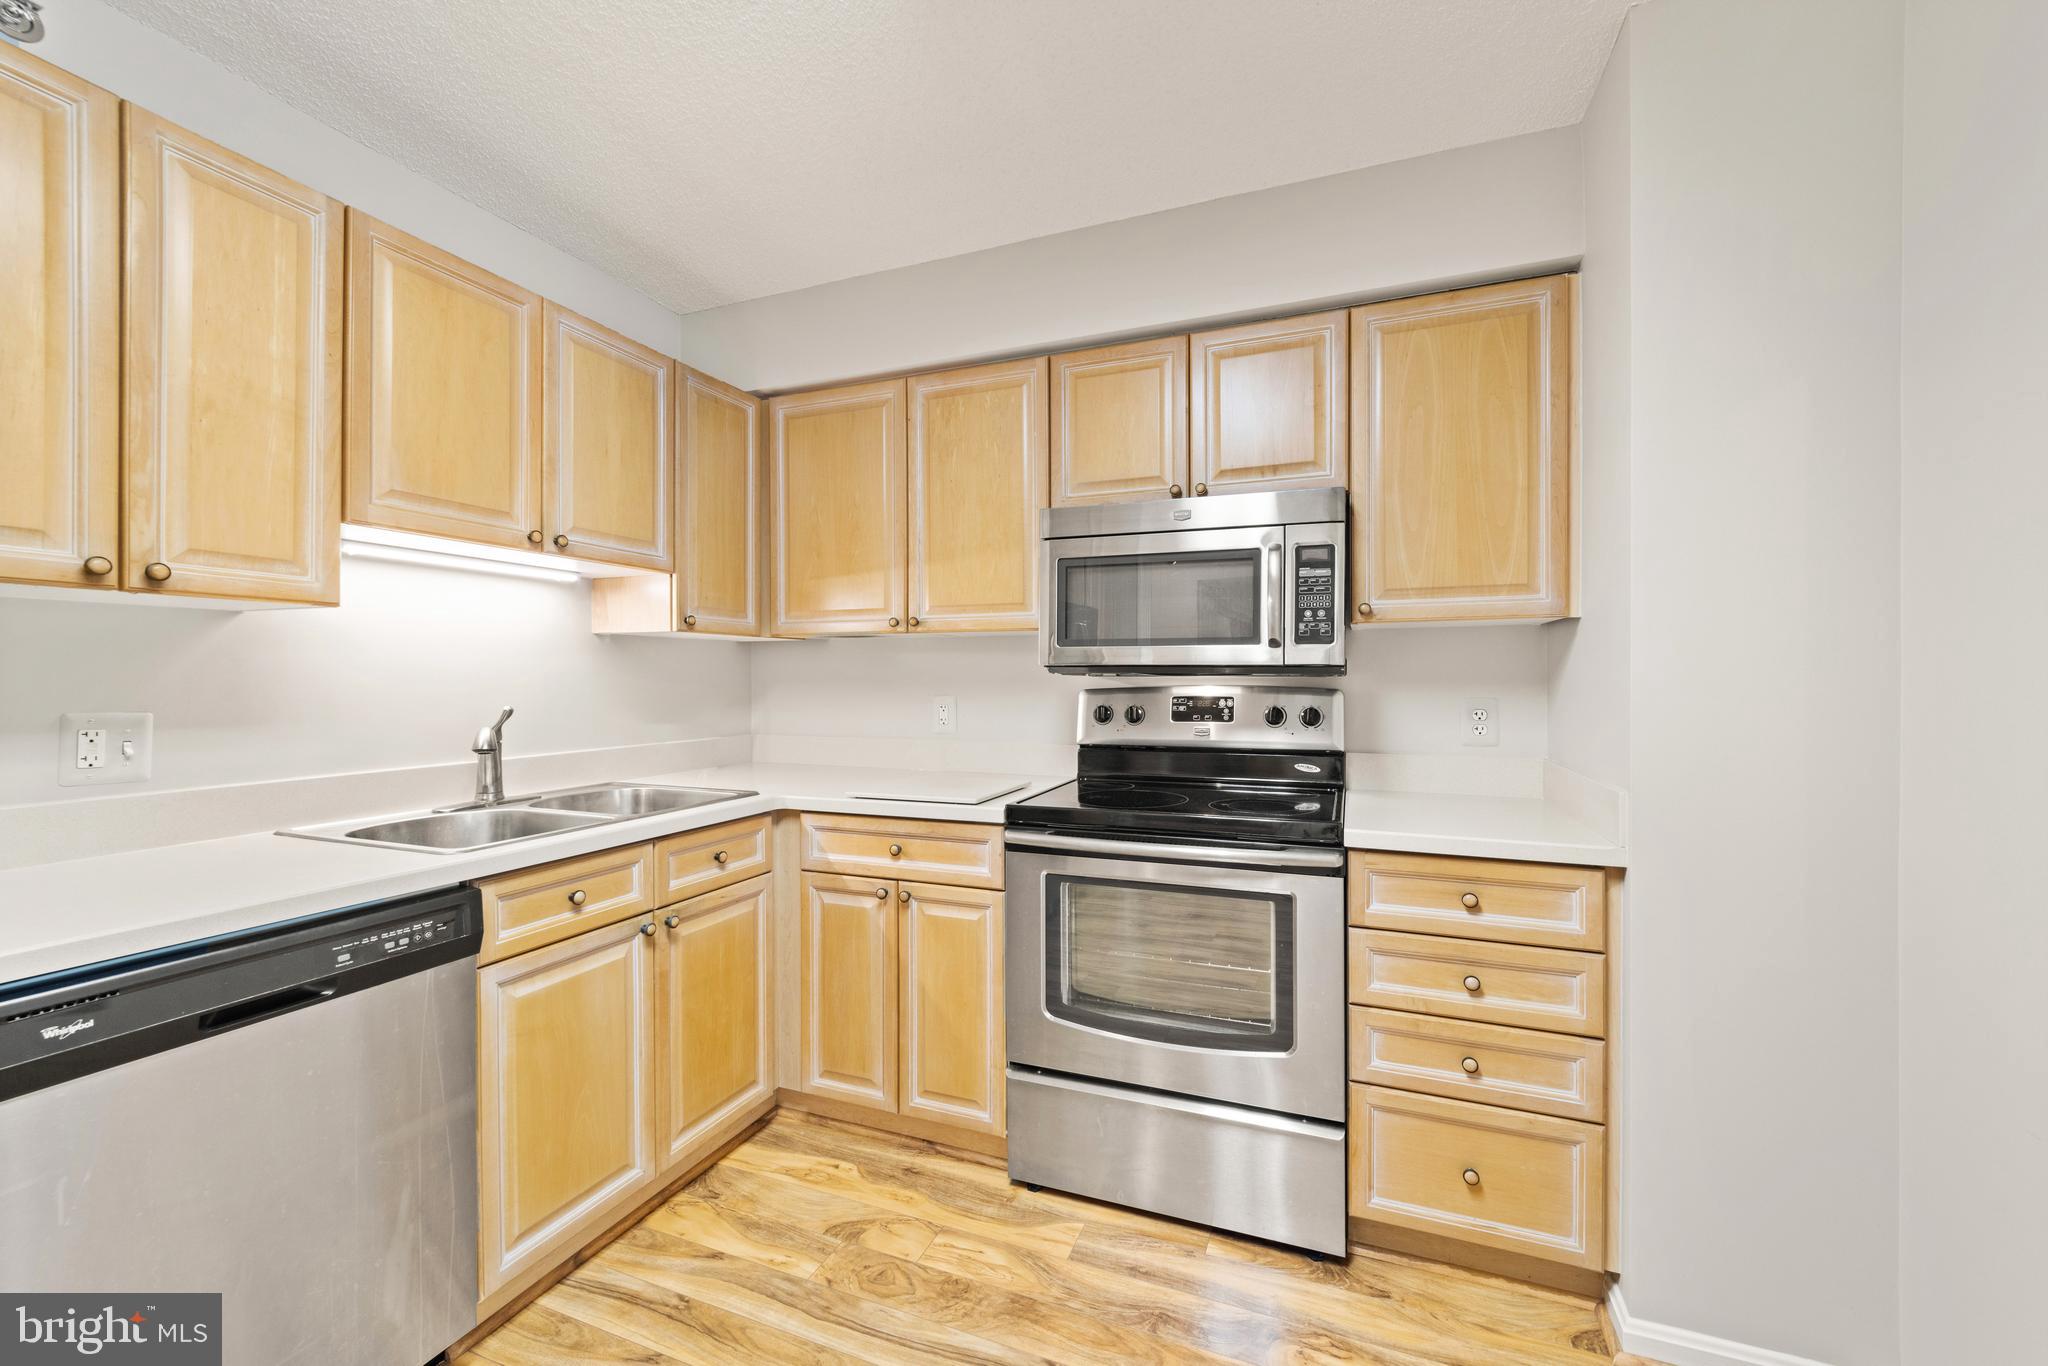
[{"left": 1293, "top": 544, "right": 1336, "bottom": 644}]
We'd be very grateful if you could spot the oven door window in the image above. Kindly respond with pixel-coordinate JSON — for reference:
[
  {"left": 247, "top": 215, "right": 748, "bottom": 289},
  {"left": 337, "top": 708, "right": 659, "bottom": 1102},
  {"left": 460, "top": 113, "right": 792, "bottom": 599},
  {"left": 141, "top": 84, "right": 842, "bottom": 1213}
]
[
  {"left": 1055, "top": 549, "right": 1262, "bottom": 647},
  {"left": 1044, "top": 875, "right": 1295, "bottom": 1051}
]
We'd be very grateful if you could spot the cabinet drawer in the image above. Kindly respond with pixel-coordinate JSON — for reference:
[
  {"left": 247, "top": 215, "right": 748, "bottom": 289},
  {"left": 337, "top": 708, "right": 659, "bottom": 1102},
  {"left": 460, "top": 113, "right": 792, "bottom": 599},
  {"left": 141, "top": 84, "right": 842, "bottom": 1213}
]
[
  {"left": 653, "top": 816, "right": 771, "bottom": 904},
  {"left": 1349, "top": 1007, "right": 1605, "bottom": 1122},
  {"left": 799, "top": 813, "right": 1001, "bottom": 890},
  {"left": 1349, "top": 930, "right": 1605, "bottom": 1037},
  {"left": 1348, "top": 852, "right": 1605, "bottom": 950},
  {"left": 476, "top": 842, "right": 654, "bottom": 964},
  {"left": 1350, "top": 1085, "right": 1604, "bottom": 1270}
]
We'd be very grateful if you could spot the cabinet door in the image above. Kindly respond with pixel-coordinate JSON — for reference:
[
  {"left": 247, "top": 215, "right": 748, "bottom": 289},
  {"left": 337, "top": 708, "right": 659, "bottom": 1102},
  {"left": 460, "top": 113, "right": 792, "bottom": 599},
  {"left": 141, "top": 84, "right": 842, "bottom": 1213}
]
[
  {"left": 1050, "top": 336, "right": 1188, "bottom": 506},
  {"left": 123, "top": 110, "right": 342, "bottom": 604},
  {"left": 478, "top": 915, "right": 656, "bottom": 1302},
  {"left": 907, "top": 357, "right": 1046, "bottom": 633},
  {"left": 345, "top": 212, "right": 544, "bottom": 551},
  {"left": 1191, "top": 310, "right": 1347, "bottom": 496},
  {"left": 799, "top": 872, "right": 899, "bottom": 1112},
  {"left": 677, "top": 366, "right": 762, "bottom": 633},
  {"left": 0, "top": 46, "right": 118, "bottom": 590},
  {"left": 542, "top": 303, "right": 672, "bottom": 570},
  {"left": 1349, "top": 276, "right": 1573, "bottom": 623},
  {"left": 768, "top": 379, "right": 907, "bottom": 635},
  {"left": 899, "top": 882, "right": 1003, "bottom": 1134},
  {"left": 655, "top": 874, "right": 772, "bottom": 1170}
]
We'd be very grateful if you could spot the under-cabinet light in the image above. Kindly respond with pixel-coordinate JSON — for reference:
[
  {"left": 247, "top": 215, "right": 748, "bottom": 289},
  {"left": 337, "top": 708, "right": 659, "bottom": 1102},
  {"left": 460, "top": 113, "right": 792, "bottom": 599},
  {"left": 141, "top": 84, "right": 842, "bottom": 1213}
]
[
  {"left": 339, "top": 523, "right": 649, "bottom": 583},
  {"left": 340, "top": 538, "right": 580, "bottom": 584}
]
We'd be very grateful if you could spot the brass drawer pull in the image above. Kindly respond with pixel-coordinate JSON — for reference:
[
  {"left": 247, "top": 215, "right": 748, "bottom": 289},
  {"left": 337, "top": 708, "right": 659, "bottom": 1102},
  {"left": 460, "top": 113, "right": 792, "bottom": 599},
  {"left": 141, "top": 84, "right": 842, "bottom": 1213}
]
[
  {"left": 1462, "top": 1168, "right": 1481, "bottom": 1187},
  {"left": 552, "top": 534, "right": 569, "bottom": 549},
  {"left": 83, "top": 556, "right": 113, "bottom": 576},
  {"left": 1460, "top": 1056, "right": 1480, "bottom": 1074},
  {"left": 143, "top": 562, "right": 172, "bottom": 582},
  {"left": 898, "top": 888, "right": 910, "bottom": 902},
  {"left": 874, "top": 887, "right": 889, "bottom": 900},
  {"left": 1169, "top": 483, "right": 1184, "bottom": 497},
  {"left": 683, "top": 614, "right": 698, "bottom": 627},
  {"left": 664, "top": 913, "right": 681, "bottom": 929},
  {"left": 1194, "top": 482, "right": 1208, "bottom": 495},
  {"left": 888, "top": 843, "right": 903, "bottom": 857},
  {"left": 712, "top": 850, "right": 728, "bottom": 864},
  {"left": 527, "top": 529, "right": 543, "bottom": 544},
  {"left": 888, "top": 616, "right": 901, "bottom": 627},
  {"left": 639, "top": 921, "right": 657, "bottom": 936},
  {"left": 568, "top": 889, "right": 587, "bottom": 906},
  {"left": 908, "top": 616, "right": 920, "bottom": 627},
  {"left": 1461, "top": 891, "right": 1481, "bottom": 909},
  {"left": 1462, "top": 975, "right": 1482, "bottom": 993}
]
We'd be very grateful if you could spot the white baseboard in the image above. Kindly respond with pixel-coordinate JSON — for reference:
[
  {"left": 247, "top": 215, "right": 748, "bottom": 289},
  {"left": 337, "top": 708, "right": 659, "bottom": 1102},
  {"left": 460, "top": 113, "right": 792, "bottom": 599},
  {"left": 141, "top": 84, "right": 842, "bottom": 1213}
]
[{"left": 1607, "top": 1286, "right": 1837, "bottom": 1366}]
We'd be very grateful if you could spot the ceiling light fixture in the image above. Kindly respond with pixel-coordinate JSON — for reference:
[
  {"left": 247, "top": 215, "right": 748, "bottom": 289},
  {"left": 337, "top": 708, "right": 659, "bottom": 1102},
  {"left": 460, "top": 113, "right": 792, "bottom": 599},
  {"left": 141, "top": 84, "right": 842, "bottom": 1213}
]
[{"left": 0, "top": 1, "right": 44, "bottom": 43}]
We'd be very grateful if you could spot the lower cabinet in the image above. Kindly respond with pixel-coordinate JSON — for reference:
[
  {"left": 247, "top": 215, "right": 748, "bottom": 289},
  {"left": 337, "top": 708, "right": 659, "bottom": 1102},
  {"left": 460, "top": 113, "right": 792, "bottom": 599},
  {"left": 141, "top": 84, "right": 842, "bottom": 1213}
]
[
  {"left": 655, "top": 875, "right": 773, "bottom": 1166},
  {"left": 800, "top": 870, "right": 1004, "bottom": 1136}
]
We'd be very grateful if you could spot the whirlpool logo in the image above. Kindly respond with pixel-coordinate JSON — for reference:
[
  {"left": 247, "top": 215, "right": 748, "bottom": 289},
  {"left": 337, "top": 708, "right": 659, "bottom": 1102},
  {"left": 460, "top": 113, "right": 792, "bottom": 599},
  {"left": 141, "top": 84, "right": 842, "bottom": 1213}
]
[
  {"left": 4, "top": 1295, "right": 220, "bottom": 1362},
  {"left": 38, "top": 1017, "right": 94, "bottom": 1042}
]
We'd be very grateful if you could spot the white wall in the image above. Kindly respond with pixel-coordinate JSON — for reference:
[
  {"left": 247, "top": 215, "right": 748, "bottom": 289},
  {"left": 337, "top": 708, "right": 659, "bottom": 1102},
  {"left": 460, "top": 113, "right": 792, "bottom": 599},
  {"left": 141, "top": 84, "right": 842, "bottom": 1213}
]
[
  {"left": 1897, "top": 1, "right": 2048, "bottom": 1359},
  {"left": 1608, "top": 2, "right": 1904, "bottom": 1362},
  {"left": 676, "top": 127, "right": 1584, "bottom": 392},
  {"left": 0, "top": 560, "right": 748, "bottom": 805}
]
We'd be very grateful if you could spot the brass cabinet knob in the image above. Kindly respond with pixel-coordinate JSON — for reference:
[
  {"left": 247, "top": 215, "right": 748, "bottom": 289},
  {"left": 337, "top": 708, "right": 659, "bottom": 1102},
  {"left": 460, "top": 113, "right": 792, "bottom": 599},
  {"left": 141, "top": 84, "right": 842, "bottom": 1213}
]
[
  {"left": 1462, "top": 1168, "right": 1481, "bottom": 1187},
  {"left": 1462, "top": 975, "right": 1482, "bottom": 993},
  {"left": 874, "top": 887, "right": 889, "bottom": 900},
  {"left": 683, "top": 614, "right": 697, "bottom": 627},
  {"left": 527, "top": 529, "right": 543, "bottom": 544},
  {"left": 888, "top": 843, "right": 903, "bottom": 857},
  {"left": 83, "top": 556, "right": 113, "bottom": 576},
  {"left": 1169, "top": 483, "right": 1184, "bottom": 497},
  {"left": 568, "top": 889, "right": 587, "bottom": 906},
  {"left": 552, "top": 534, "right": 569, "bottom": 549},
  {"left": 639, "top": 921, "right": 657, "bottom": 936},
  {"left": 898, "top": 888, "right": 910, "bottom": 902},
  {"left": 664, "top": 913, "right": 681, "bottom": 929},
  {"left": 143, "top": 562, "right": 172, "bottom": 582},
  {"left": 1461, "top": 892, "right": 1480, "bottom": 909},
  {"left": 908, "top": 616, "right": 920, "bottom": 628},
  {"left": 1357, "top": 603, "right": 1373, "bottom": 618},
  {"left": 888, "top": 616, "right": 901, "bottom": 628},
  {"left": 1461, "top": 1056, "right": 1480, "bottom": 1074},
  {"left": 712, "top": 850, "right": 728, "bottom": 864},
  {"left": 1194, "top": 482, "right": 1208, "bottom": 496}
]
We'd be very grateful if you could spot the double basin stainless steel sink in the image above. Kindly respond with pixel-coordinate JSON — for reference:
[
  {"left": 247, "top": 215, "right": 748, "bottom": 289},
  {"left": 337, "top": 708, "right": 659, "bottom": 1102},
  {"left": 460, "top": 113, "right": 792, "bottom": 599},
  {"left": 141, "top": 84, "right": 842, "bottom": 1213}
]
[{"left": 279, "top": 782, "right": 757, "bottom": 854}]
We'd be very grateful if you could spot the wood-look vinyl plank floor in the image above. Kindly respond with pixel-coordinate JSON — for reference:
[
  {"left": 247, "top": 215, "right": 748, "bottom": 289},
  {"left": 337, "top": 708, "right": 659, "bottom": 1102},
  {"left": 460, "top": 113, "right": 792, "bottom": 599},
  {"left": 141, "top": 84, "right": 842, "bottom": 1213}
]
[{"left": 465, "top": 1108, "right": 1634, "bottom": 1366}]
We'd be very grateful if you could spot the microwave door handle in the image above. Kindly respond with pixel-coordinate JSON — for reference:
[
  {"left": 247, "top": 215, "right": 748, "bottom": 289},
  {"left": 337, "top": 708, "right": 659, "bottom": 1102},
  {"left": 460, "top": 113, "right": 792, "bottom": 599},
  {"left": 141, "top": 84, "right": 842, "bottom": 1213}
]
[{"left": 1267, "top": 538, "right": 1286, "bottom": 651}]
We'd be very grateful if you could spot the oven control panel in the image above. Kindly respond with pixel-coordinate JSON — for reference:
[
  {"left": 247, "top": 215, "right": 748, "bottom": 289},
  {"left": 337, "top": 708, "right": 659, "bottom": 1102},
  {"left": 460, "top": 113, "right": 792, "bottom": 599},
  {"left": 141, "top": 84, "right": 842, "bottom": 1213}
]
[
  {"left": 1170, "top": 696, "right": 1236, "bottom": 724},
  {"left": 1292, "top": 543, "right": 1337, "bottom": 645},
  {"left": 1078, "top": 685, "right": 1342, "bottom": 750}
]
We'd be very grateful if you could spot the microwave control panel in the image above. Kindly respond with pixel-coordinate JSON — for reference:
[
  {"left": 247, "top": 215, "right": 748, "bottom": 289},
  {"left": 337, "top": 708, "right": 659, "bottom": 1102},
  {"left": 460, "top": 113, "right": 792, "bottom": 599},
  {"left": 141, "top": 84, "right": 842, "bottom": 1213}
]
[{"left": 1292, "top": 543, "right": 1337, "bottom": 645}]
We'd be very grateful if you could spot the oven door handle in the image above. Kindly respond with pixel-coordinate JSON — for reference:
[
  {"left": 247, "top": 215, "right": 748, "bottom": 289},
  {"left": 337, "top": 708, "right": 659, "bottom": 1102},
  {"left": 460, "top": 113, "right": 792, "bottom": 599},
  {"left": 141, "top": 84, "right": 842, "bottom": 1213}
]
[{"left": 1005, "top": 829, "right": 1344, "bottom": 870}]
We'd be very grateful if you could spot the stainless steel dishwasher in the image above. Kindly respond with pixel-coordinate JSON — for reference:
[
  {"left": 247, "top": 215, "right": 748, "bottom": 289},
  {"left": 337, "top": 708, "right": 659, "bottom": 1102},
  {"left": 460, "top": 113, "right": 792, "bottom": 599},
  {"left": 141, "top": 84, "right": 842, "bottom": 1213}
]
[{"left": 0, "top": 886, "right": 483, "bottom": 1366}]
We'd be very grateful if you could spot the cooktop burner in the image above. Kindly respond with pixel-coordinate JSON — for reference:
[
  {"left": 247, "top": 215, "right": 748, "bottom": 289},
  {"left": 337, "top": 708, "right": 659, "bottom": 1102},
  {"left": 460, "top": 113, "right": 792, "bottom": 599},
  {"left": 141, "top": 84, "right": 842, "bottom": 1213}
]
[
  {"left": 1208, "top": 794, "right": 1329, "bottom": 817},
  {"left": 1073, "top": 781, "right": 1191, "bottom": 811}
]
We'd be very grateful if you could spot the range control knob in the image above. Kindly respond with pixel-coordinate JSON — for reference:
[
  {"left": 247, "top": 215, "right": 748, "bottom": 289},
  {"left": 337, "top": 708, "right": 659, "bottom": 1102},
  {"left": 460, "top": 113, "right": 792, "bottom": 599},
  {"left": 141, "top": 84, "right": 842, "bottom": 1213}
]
[
  {"left": 1124, "top": 704, "right": 1147, "bottom": 725},
  {"left": 1264, "top": 705, "right": 1288, "bottom": 727},
  {"left": 1299, "top": 705, "right": 1325, "bottom": 729},
  {"left": 1092, "top": 704, "right": 1115, "bottom": 725}
]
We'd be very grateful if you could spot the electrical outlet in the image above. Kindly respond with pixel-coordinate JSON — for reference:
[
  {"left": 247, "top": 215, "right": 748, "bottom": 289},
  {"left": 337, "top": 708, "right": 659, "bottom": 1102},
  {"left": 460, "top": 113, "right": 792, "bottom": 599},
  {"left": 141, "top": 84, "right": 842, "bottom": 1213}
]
[
  {"left": 932, "top": 695, "right": 956, "bottom": 735},
  {"left": 59, "top": 712, "right": 153, "bottom": 786},
  {"left": 1462, "top": 697, "right": 1500, "bottom": 748}
]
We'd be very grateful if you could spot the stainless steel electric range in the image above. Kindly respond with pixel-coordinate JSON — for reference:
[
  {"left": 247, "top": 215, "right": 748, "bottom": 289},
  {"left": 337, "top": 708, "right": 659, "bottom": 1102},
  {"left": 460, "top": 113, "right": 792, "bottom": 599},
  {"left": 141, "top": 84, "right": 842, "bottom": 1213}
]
[{"left": 1003, "top": 682, "right": 1348, "bottom": 1255}]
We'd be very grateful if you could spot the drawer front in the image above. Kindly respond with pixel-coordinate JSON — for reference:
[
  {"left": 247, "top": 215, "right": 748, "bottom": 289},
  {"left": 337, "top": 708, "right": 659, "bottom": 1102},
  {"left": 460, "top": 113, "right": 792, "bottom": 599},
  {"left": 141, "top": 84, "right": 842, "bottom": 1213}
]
[
  {"left": 1349, "top": 1084, "right": 1605, "bottom": 1270},
  {"left": 1348, "top": 930, "right": 1605, "bottom": 1037},
  {"left": 653, "top": 816, "right": 772, "bottom": 904},
  {"left": 476, "top": 842, "right": 654, "bottom": 964},
  {"left": 799, "top": 813, "right": 1001, "bottom": 890},
  {"left": 1348, "top": 852, "right": 1605, "bottom": 950},
  {"left": 1349, "top": 1007, "right": 1605, "bottom": 1122}
]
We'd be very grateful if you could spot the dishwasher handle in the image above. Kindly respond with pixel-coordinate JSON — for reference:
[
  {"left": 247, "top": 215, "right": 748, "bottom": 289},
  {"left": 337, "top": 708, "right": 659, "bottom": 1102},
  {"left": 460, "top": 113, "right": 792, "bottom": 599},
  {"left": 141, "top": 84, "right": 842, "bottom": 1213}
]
[{"left": 198, "top": 979, "right": 339, "bottom": 1034}]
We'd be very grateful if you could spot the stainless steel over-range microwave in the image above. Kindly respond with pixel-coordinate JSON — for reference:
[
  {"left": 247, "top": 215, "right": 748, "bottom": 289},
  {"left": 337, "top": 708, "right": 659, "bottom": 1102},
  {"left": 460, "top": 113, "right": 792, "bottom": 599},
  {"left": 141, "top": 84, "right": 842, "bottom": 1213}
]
[{"left": 1039, "top": 487, "right": 1346, "bottom": 674}]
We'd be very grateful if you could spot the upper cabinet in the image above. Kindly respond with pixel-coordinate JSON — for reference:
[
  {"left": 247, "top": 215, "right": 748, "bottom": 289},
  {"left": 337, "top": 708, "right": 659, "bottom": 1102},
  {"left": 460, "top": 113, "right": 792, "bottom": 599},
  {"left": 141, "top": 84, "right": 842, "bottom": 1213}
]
[
  {"left": 345, "top": 212, "right": 544, "bottom": 552},
  {"left": 1190, "top": 311, "right": 1348, "bottom": 496},
  {"left": 542, "top": 303, "right": 672, "bottom": 571},
  {"left": 675, "top": 367, "right": 760, "bottom": 632},
  {"left": 0, "top": 46, "right": 119, "bottom": 591},
  {"left": 768, "top": 379, "right": 908, "bottom": 636},
  {"left": 907, "top": 357, "right": 1047, "bottom": 632},
  {"left": 123, "top": 109, "right": 342, "bottom": 604},
  {"left": 1349, "top": 276, "right": 1575, "bottom": 623},
  {"left": 1050, "top": 336, "right": 1189, "bottom": 506}
]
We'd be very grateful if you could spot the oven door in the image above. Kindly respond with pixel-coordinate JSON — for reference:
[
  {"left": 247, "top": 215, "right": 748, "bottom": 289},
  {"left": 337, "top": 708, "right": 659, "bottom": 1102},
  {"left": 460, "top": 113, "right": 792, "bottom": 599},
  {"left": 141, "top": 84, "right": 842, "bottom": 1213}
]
[
  {"left": 1004, "top": 830, "right": 1346, "bottom": 1121},
  {"left": 1040, "top": 525, "right": 1286, "bottom": 672}
]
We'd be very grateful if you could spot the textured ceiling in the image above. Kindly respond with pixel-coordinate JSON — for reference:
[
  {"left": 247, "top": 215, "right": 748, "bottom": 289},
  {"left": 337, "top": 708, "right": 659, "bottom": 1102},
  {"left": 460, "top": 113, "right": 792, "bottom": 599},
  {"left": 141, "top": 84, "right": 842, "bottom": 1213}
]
[{"left": 98, "top": 0, "right": 1635, "bottom": 314}]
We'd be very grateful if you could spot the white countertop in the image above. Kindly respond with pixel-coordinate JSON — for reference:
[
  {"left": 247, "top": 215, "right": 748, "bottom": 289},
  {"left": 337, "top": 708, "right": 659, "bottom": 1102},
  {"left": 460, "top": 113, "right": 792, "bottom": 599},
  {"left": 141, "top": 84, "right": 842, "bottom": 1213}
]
[{"left": 0, "top": 760, "right": 1624, "bottom": 988}]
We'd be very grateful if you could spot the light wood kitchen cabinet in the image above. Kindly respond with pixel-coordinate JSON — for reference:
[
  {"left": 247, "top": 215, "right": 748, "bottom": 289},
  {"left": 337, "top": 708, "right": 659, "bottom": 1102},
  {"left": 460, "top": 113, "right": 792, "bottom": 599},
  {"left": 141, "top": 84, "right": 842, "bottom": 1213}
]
[
  {"left": 344, "top": 212, "right": 544, "bottom": 551},
  {"left": 899, "top": 881, "right": 1004, "bottom": 1134},
  {"left": 768, "top": 379, "right": 908, "bottom": 635},
  {"left": 906, "top": 357, "right": 1047, "bottom": 632},
  {"left": 474, "top": 841, "right": 655, "bottom": 966},
  {"left": 542, "top": 303, "right": 672, "bottom": 570},
  {"left": 1190, "top": 311, "right": 1348, "bottom": 496},
  {"left": 1349, "top": 276, "right": 1574, "bottom": 623},
  {"left": 1050, "top": 336, "right": 1189, "bottom": 505},
  {"left": 477, "top": 913, "right": 657, "bottom": 1304},
  {"left": 677, "top": 367, "right": 762, "bottom": 633},
  {"left": 123, "top": 109, "right": 342, "bottom": 604},
  {"left": 654, "top": 874, "right": 772, "bottom": 1167},
  {"left": 799, "top": 872, "right": 900, "bottom": 1113},
  {"left": 798, "top": 812, "right": 1003, "bottom": 890},
  {"left": 0, "top": 45, "right": 119, "bottom": 590}
]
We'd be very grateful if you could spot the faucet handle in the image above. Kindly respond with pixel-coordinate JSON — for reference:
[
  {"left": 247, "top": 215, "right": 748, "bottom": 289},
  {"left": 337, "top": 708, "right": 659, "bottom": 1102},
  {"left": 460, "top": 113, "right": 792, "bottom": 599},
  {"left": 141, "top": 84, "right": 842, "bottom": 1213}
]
[{"left": 473, "top": 706, "right": 514, "bottom": 753}]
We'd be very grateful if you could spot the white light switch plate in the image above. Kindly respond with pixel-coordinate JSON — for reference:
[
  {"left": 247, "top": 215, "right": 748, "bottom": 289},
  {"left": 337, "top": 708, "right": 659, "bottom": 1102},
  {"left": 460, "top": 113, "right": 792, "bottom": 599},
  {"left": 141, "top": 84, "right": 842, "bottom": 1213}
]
[{"left": 59, "top": 712, "right": 153, "bottom": 786}]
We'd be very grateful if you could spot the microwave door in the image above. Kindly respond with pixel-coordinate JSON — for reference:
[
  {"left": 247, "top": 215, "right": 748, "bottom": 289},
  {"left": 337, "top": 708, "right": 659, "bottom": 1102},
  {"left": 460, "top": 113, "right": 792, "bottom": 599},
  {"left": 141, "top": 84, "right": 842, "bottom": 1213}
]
[{"left": 1041, "top": 525, "right": 1286, "bottom": 672}]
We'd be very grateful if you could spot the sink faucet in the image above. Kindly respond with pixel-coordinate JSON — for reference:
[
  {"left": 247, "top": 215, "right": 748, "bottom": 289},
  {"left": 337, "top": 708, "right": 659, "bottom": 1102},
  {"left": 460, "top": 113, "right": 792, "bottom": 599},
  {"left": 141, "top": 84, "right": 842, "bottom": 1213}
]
[{"left": 471, "top": 706, "right": 514, "bottom": 806}]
